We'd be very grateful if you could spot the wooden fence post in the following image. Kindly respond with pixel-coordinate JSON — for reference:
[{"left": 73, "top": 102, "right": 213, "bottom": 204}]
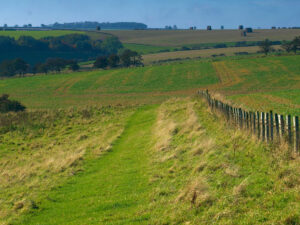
[
  {"left": 287, "top": 115, "right": 292, "bottom": 145},
  {"left": 294, "top": 116, "right": 299, "bottom": 152},
  {"left": 249, "top": 112, "right": 252, "bottom": 133},
  {"left": 236, "top": 108, "right": 239, "bottom": 126},
  {"left": 280, "top": 115, "right": 285, "bottom": 138},
  {"left": 235, "top": 108, "right": 238, "bottom": 126},
  {"left": 257, "top": 112, "right": 260, "bottom": 139},
  {"left": 246, "top": 112, "right": 249, "bottom": 130},
  {"left": 262, "top": 112, "right": 265, "bottom": 142},
  {"left": 239, "top": 108, "right": 243, "bottom": 129},
  {"left": 253, "top": 112, "right": 256, "bottom": 134},
  {"left": 275, "top": 113, "right": 279, "bottom": 140},
  {"left": 266, "top": 113, "right": 270, "bottom": 142},
  {"left": 270, "top": 111, "right": 274, "bottom": 142}
]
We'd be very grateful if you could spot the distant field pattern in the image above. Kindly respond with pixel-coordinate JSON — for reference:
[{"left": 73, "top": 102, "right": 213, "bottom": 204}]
[{"left": 106, "top": 29, "right": 300, "bottom": 47}]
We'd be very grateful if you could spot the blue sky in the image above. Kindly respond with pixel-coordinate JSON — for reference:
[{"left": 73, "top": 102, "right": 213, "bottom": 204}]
[{"left": 0, "top": 0, "right": 299, "bottom": 28}]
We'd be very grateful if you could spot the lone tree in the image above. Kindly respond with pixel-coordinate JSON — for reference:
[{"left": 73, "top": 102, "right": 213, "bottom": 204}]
[{"left": 260, "top": 39, "right": 273, "bottom": 55}]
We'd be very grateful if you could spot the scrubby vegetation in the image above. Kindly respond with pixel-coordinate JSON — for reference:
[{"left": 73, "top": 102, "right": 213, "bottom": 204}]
[{"left": 0, "top": 94, "right": 26, "bottom": 113}]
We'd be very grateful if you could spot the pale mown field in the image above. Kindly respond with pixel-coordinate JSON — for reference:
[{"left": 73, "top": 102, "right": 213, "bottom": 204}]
[
  {"left": 106, "top": 29, "right": 300, "bottom": 46},
  {"left": 142, "top": 46, "right": 281, "bottom": 64}
]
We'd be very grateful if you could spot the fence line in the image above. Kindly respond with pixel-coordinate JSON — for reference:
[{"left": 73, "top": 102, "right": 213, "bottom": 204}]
[{"left": 198, "top": 90, "right": 299, "bottom": 152}]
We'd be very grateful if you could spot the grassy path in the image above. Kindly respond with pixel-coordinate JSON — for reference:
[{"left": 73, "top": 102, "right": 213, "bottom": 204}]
[{"left": 18, "top": 106, "right": 157, "bottom": 225}]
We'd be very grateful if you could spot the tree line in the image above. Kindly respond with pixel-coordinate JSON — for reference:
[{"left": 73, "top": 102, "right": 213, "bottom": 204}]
[
  {"left": 0, "top": 58, "right": 79, "bottom": 77},
  {"left": 0, "top": 34, "right": 123, "bottom": 55},
  {"left": 0, "top": 49, "right": 142, "bottom": 77},
  {"left": 47, "top": 22, "right": 147, "bottom": 30},
  {"left": 94, "top": 49, "right": 143, "bottom": 69}
]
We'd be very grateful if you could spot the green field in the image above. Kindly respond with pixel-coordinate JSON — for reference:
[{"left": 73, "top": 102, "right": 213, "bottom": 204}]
[
  {"left": 0, "top": 54, "right": 300, "bottom": 115},
  {"left": 0, "top": 60, "right": 218, "bottom": 109},
  {"left": 0, "top": 30, "right": 85, "bottom": 39}
]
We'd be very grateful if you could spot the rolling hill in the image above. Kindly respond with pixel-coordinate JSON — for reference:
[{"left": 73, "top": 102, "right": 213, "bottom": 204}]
[
  {"left": 1, "top": 50, "right": 300, "bottom": 224},
  {"left": 0, "top": 54, "right": 299, "bottom": 114}
]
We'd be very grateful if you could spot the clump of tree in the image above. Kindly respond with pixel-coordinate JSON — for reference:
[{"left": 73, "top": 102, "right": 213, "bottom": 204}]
[
  {"left": 0, "top": 57, "right": 81, "bottom": 77},
  {"left": 94, "top": 56, "right": 108, "bottom": 69},
  {"left": 120, "top": 49, "right": 143, "bottom": 67},
  {"left": 0, "top": 58, "right": 28, "bottom": 77},
  {"left": 33, "top": 58, "right": 80, "bottom": 74},
  {"left": 0, "top": 94, "right": 26, "bottom": 113},
  {"left": 259, "top": 39, "right": 273, "bottom": 55},
  {"left": 94, "top": 49, "right": 143, "bottom": 69},
  {"left": 281, "top": 37, "right": 300, "bottom": 53}
]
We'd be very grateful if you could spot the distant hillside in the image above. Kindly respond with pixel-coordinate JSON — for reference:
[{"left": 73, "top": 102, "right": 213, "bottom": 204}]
[{"left": 47, "top": 22, "right": 148, "bottom": 30}]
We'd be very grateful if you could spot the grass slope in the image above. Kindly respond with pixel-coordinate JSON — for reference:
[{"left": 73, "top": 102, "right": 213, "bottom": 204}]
[
  {"left": 6, "top": 98, "right": 300, "bottom": 224},
  {"left": 0, "top": 60, "right": 218, "bottom": 109},
  {"left": 145, "top": 98, "right": 299, "bottom": 224},
  {"left": 1, "top": 54, "right": 300, "bottom": 114},
  {"left": 16, "top": 105, "right": 157, "bottom": 225},
  {"left": 0, "top": 106, "right": 133, "bottom": 224}
]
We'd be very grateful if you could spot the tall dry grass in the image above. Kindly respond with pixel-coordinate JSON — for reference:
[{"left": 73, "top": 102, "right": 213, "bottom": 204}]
[{"left": 0, "top": 106, "right": 132, "bottom": 224}]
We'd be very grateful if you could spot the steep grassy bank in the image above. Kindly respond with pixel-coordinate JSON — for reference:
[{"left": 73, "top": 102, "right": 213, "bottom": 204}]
[{"left": 146, "top": 98, "right": 299, "bottom": 224}]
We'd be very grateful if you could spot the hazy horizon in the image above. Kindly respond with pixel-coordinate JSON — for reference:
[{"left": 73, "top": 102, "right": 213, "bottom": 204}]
[{"left": 0, "top": 0, "right": 300, "bottom": 29}]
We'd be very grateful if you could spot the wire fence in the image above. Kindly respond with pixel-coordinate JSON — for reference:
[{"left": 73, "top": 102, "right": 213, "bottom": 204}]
[{"left": 199, "top": 90, "right": 299, "bottom": 152}]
